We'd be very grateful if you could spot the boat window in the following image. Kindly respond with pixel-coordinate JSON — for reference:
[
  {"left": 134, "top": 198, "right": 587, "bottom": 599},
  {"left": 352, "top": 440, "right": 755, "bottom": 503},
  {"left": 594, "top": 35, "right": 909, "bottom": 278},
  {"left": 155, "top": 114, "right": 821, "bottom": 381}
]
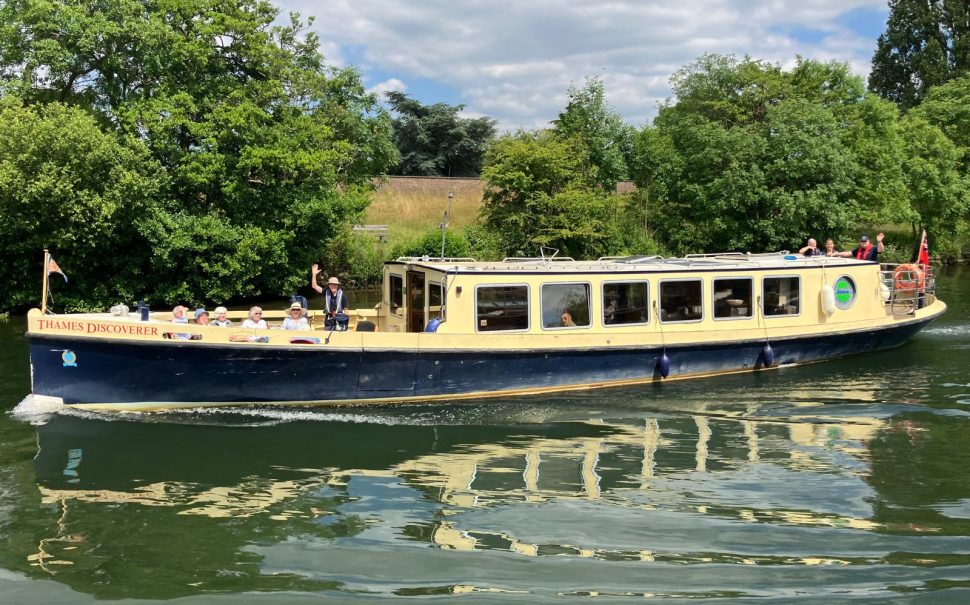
[
  {"left": 541, "top": 283, "right": 591, "bottom": 329},
  {"left": 477, "top": 285, "right": 529, "bottom": 332},
  {"left": 429, "top": 281, "right": 444, "bottom": 319},
  {"left": 660, "top": 280, "right": 703, "bottom": 323},
  {"left": 834, "top": 275, "right": 856, "bottom": 310},
  {"left": 389, "top": 274, "right": 404, "bottom": 313},
  {"left": 713, "top": 278, "right": 753, "bottom": 319},
  {"left": 603, "top": 281, "right": 649, "bottom": 326},
  {"left": 763, "top": 276, "right": 800, "bottom": 316}
]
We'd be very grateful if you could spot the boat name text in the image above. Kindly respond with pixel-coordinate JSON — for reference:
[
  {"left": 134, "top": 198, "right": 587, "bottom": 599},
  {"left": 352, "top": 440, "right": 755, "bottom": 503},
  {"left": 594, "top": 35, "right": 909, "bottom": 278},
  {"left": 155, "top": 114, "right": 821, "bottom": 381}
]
[{"left": 37, "top": 319, "right": 159, "bottom": 336}]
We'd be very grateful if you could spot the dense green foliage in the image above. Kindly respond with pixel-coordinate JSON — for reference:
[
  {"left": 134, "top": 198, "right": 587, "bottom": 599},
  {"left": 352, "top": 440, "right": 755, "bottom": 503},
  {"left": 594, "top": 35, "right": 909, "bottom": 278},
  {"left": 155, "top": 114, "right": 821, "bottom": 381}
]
[
  {"left": 386, "top": 91, "right": 496, "bottom": 177},
  {"left": 0, "top": 0, "right": 395, "bottom": 310},
  {"left": 630, "top": 55, "right": 969, "bottom": 257},
  {"left": 869, "top": 0, "right": 970, "bottom": 109},
  {"left": 0, "top": 98, "right": 165, "bottom": 309},
  {"left": 553, "top": 77, "right": 633, "bottom": 191},
  {"left": 480, "top": 130, "right": 660, "bottom": 259}
]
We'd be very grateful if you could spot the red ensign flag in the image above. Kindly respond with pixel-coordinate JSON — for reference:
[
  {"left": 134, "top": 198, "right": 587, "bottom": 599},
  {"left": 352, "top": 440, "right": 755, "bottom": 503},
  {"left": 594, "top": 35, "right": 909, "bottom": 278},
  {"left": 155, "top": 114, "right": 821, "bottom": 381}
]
[{"left": 917, "top": 230, "right": 930, "bottom": 269}]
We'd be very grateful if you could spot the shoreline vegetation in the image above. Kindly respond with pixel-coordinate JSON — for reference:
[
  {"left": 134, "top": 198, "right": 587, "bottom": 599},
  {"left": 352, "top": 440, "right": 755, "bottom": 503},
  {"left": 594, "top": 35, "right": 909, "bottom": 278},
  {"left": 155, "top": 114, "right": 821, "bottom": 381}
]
[{"left": 1, "top": 1, "right": 968, "bottom": 314}]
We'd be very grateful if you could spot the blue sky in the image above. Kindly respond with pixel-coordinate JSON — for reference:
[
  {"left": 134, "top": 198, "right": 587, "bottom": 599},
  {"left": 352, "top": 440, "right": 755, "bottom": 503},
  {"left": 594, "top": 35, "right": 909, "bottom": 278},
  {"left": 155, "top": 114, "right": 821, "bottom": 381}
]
[{"left": 280, "top": 0, "right": 890, "bottom": 131}]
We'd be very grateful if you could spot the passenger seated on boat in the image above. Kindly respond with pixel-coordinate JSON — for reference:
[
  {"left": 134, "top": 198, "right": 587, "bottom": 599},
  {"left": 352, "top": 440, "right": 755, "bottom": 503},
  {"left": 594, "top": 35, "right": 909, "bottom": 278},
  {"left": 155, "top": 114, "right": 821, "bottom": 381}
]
[
  {"left": 242, "top": 306, "right": 268, "bottom": 329},
  {"left": 604, "top": 296, "right": 617, "bottom": 324},
  {"left": 211, "top": 306, "right": 233, "bottom": 327},
  {"left": 194, "top": 308, "right": 209, "bottom": 325},
  {"left": 281, "top": 302, "right": 309, "bottom": 330},
  {"left": 171, "top": 305, "right": 192, "bottom": 340},
  {"left": 561, "top": 311, "right": 577, "bottom": 327}
]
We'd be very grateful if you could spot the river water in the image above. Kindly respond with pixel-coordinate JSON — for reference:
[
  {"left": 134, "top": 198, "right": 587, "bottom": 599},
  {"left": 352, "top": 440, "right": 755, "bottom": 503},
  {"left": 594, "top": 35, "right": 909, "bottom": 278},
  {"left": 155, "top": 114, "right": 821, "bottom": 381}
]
[{"left": 1, "top": 268, "right": 969, "bottom": 604}]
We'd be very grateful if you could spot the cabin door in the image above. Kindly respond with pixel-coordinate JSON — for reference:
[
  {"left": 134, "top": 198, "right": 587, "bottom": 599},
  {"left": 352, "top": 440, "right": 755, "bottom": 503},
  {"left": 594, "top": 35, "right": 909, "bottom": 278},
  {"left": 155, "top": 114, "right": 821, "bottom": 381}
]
[{"left": 406, "top": 271, "right": 426, "bottom": 333}]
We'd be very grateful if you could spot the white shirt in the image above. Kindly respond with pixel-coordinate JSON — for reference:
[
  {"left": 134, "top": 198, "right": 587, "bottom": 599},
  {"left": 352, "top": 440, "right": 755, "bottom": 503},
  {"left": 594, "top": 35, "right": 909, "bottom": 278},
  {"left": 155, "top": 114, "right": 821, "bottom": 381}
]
[
  {"left": 242, "top": 319, "right": 268, "bottom": 329},
  {"left": 281, "top": 316, "right": 309, "bottom": 330}
]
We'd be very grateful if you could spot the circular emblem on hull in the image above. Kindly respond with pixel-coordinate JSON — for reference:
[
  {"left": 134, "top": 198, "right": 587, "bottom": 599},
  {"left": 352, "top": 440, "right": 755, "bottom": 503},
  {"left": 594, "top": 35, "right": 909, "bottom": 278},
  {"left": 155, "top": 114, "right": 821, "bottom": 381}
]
[
  {"left": 61, "top": 350, "right": 77, "bottom": 367},
  {"left": 834, "top": 276, "right": 856, "bottom": 310}
]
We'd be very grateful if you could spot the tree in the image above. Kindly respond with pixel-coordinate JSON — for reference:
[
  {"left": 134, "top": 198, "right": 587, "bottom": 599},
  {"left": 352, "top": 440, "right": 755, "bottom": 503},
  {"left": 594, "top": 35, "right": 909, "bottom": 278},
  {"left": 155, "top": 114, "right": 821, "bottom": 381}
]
[
  {"left": 898, "top": 114, "right": 968, "bottom": 240},
  {"left": 869, "top": 0, "right": 970, "bottom": 109},
  {"left": 0, "top": 0, "right": 397, "bottom": 306},
  {"left": 631, "top": 55, "right": 903, "bottom": 255},
  {"left": 0, "top": 97, "right": 165, "bottom": 310},
  {"left": 909, "top": 73, "right": 970, "bottom": 161},
  {"left": 385, "top": 91, "right": 496, "bottom": 177},
  {"left": 480, "top": 130, "right": 656, "bottom": 259},
  {"left": 553, "top": 77, "right": 633, "bottom": 191}
]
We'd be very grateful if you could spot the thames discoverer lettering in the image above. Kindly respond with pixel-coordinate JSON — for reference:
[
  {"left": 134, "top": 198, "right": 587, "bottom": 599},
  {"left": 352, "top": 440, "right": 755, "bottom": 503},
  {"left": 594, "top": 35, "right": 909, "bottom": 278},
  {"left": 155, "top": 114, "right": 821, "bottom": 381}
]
[{"left": 37, "top": 319, "right": 158, "bottom": 336}]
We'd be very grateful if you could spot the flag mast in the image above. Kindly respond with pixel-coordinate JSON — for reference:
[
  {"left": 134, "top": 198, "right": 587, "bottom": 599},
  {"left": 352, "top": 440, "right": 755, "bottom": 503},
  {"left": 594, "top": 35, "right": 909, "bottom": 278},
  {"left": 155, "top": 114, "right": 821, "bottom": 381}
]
[{"left": 41, "top": 249, "right": 50, "bottom": 314}]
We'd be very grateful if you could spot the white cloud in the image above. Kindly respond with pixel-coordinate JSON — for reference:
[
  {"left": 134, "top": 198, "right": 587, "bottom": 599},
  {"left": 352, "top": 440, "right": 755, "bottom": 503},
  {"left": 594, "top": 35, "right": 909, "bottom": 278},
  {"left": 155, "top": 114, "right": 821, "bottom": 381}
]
[
  {"left": 368, "top": 78, "right": 407, "bottom": 97},
  {"left": 279, "top": 0, "right": 888, "bottom": 131}
]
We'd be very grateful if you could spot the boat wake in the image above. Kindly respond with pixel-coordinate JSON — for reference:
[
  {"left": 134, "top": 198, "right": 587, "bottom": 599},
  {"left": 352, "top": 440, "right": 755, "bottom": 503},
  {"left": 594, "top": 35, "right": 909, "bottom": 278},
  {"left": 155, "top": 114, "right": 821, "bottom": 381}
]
[
  {"left": 923, "top": 323, "right": 970, "bottom": 338},
  {"left": 11, "top": 394, "right": 67, "bottom": 424}
]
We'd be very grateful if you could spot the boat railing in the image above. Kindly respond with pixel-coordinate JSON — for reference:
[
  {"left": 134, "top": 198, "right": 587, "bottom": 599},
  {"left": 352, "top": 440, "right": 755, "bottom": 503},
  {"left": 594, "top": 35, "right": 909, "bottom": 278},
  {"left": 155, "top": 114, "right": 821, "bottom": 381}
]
[
  {"left": 879, "top": 263, "right": 936, "bottom": 315},
  {"left": 502, "top": 256, "right": 576, "bottom": 262},
  {"left": 395, "top": 256, "right": 477, "bottom": 263}
]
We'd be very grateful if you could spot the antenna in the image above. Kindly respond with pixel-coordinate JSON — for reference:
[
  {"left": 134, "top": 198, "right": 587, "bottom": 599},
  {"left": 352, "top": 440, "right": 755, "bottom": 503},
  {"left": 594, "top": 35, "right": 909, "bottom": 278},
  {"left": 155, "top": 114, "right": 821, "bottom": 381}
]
[{"left": 439, "top": 191, "right": 454, "bottom": 258}]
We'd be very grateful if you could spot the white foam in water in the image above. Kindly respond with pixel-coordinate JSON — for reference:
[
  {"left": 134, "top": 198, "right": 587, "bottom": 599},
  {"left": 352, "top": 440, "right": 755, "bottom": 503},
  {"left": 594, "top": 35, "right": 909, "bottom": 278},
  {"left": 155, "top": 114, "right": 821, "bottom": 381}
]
[
  {"left": 165, "top": 404, "right": 446, "bottom": 426},
  {"left": 924, "top": 323, "right": 970, "bottom": 337},
  {"left": 11, "top": 394, "right": 66, "bottom": 424}
]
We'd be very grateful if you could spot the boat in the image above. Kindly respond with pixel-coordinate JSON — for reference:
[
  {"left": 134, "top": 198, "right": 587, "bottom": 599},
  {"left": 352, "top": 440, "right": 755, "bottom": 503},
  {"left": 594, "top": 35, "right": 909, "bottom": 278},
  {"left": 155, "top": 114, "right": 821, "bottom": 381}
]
[{"left": 26, "top": 252, "right": 945, "bottom": 412}]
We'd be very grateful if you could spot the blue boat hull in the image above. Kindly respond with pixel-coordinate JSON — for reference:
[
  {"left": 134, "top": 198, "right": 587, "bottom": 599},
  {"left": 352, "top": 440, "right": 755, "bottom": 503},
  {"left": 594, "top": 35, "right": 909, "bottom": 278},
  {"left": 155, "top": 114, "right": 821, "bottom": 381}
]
[{"left": 28, "top": 315, "right": 937, "bottom": 408}]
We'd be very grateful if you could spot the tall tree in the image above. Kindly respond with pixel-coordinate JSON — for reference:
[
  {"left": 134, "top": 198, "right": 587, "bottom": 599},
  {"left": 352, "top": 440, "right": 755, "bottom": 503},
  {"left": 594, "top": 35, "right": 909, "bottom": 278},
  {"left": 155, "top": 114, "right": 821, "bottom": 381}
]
[
  {"left": 385, "top": 91, "right": 496, "bottom": 177},
  {"left": 631, "top": 55, "right": 910, "bottom": 255},
  {"left": 553, "top": 77, "right": 633, "bottom": 191},
  {"left": 869, "top": 0, "right": 970, "bottom": 109},
  {"left": 0, "top": 0, "right": 397, "bottom": 306},
  {"left": 0, "top": 97, "right": 165, "bottom": 310}
]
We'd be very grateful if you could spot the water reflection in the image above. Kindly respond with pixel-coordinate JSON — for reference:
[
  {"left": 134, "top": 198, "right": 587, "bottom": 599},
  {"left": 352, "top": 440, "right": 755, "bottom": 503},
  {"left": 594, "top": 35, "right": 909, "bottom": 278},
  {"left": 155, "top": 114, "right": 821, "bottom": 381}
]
[{"left": 16, "top": 397, "right": 962, "bottom": 598}]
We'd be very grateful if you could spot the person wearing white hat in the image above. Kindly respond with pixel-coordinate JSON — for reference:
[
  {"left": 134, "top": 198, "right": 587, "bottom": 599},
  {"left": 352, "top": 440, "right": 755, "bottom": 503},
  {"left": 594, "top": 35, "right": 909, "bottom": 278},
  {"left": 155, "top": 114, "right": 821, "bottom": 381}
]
[
  {"left": 311, "top": 263, "right": 350, "bottom": 330},
  {"left": 281, "top": 301, "right": 309, "bottom": 330}
]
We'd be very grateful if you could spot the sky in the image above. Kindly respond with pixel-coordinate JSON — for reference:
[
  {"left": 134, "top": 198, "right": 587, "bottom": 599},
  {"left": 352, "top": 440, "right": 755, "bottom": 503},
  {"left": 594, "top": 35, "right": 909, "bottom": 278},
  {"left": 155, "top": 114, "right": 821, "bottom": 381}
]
[{"left": 278, "top": 0, "right": 890, "bottom": 131}]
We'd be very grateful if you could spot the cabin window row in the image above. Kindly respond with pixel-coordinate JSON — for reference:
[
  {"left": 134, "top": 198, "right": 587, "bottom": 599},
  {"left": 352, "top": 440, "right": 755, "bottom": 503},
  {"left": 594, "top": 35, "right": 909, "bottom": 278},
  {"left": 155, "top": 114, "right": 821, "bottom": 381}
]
[{"left": 475, "top": 276, "right": 801, "bottom": 332}]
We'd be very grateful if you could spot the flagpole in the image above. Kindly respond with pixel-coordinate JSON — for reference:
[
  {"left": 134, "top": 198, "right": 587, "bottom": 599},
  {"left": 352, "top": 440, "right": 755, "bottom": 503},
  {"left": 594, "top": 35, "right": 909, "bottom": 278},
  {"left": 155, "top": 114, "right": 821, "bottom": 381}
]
[{"left": 41, "top": 249, "right": 49, "bottom": 315}]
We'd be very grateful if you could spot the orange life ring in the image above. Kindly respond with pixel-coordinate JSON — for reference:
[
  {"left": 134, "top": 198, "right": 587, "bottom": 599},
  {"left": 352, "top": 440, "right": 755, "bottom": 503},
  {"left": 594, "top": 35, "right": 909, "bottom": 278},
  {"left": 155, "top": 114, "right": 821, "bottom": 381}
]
[{"left": 893, "top": 263, "right": 924, "bottom": 291}]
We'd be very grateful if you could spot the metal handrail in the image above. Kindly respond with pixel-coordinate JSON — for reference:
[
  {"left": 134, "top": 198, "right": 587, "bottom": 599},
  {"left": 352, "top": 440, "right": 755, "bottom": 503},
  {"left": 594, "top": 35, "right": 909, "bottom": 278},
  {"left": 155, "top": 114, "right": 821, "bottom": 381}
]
[{"left": 879, "top": 263, "right": 935, "bottom": 314}]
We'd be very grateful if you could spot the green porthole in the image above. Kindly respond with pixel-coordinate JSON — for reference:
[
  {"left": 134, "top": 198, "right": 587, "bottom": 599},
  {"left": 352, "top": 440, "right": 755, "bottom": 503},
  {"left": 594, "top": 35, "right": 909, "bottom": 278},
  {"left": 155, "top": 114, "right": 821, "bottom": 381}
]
[{"left": 834, "top": 276, "right": 856, "bottom": 310}]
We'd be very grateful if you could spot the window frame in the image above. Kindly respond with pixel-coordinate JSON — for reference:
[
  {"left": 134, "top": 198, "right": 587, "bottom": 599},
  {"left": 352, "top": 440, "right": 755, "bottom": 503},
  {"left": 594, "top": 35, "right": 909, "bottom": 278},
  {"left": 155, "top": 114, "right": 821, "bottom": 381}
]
[
  {"left": 712, "top": 276, "right": 754, "bottom": 322},
  {"left": 761, "top": 274, "right": 802, "bottom": 318},
  {"left": 833, "top": 275, "right": 857, "bottom": 310},
  {"left": 428, "top": 279, "right": 445, "bottom": 320},
  {"left": 658, "top": 278, "right": 705, "bottom": 324},
  {"left": 540, "top": 281, "right": 593, "bottom": 330},
  {"left": 388, "top": 273, "right": 404, "bottom": 315},
  {"left": 474, "top": 283, "right": 531, "bottom": 333},
  {"left": 601, "top": 280, "right": 650, "bottom": 328}
]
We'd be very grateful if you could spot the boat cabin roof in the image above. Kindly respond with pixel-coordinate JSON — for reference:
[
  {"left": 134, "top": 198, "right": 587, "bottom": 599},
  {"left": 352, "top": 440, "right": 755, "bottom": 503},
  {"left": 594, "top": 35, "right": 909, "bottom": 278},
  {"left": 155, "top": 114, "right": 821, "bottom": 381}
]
[{"left": 386, "top": 253, "right": 875, "bottom": 275}]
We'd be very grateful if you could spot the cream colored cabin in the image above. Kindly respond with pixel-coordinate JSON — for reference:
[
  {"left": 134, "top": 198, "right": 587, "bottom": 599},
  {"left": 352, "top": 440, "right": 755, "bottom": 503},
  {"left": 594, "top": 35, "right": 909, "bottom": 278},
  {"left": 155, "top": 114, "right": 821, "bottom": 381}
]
[{"left": 371, "top": 253, "right": 936, "bottom": 346}]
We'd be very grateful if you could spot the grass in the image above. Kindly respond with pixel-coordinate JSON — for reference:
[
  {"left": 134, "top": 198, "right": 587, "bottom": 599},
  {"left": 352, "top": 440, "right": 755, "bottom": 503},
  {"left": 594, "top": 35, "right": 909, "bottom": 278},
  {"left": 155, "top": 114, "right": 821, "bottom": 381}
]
[{"left": 364, "top": 181, "right": 485, "bottom": 246}]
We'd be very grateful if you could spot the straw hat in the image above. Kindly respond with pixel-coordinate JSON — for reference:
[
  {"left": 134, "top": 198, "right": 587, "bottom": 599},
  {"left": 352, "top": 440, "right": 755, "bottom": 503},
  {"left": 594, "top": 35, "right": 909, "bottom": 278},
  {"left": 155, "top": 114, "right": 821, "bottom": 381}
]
[{"left": 327, "top": 277, "right": 340, "bottom": 285}]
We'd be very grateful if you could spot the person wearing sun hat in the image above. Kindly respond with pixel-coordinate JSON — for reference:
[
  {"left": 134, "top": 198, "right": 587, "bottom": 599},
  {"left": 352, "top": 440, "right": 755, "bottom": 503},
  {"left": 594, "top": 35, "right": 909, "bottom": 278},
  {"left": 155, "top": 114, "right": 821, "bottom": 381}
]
[
  {"left": 281, "top": 301, "right": 309, "bottom": 330},
  {"left": 193, "top": 307, "right": 210, "bottom": 326},
  {"left": 311, "top": 264, "right": 350, "bottom": 330}
]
